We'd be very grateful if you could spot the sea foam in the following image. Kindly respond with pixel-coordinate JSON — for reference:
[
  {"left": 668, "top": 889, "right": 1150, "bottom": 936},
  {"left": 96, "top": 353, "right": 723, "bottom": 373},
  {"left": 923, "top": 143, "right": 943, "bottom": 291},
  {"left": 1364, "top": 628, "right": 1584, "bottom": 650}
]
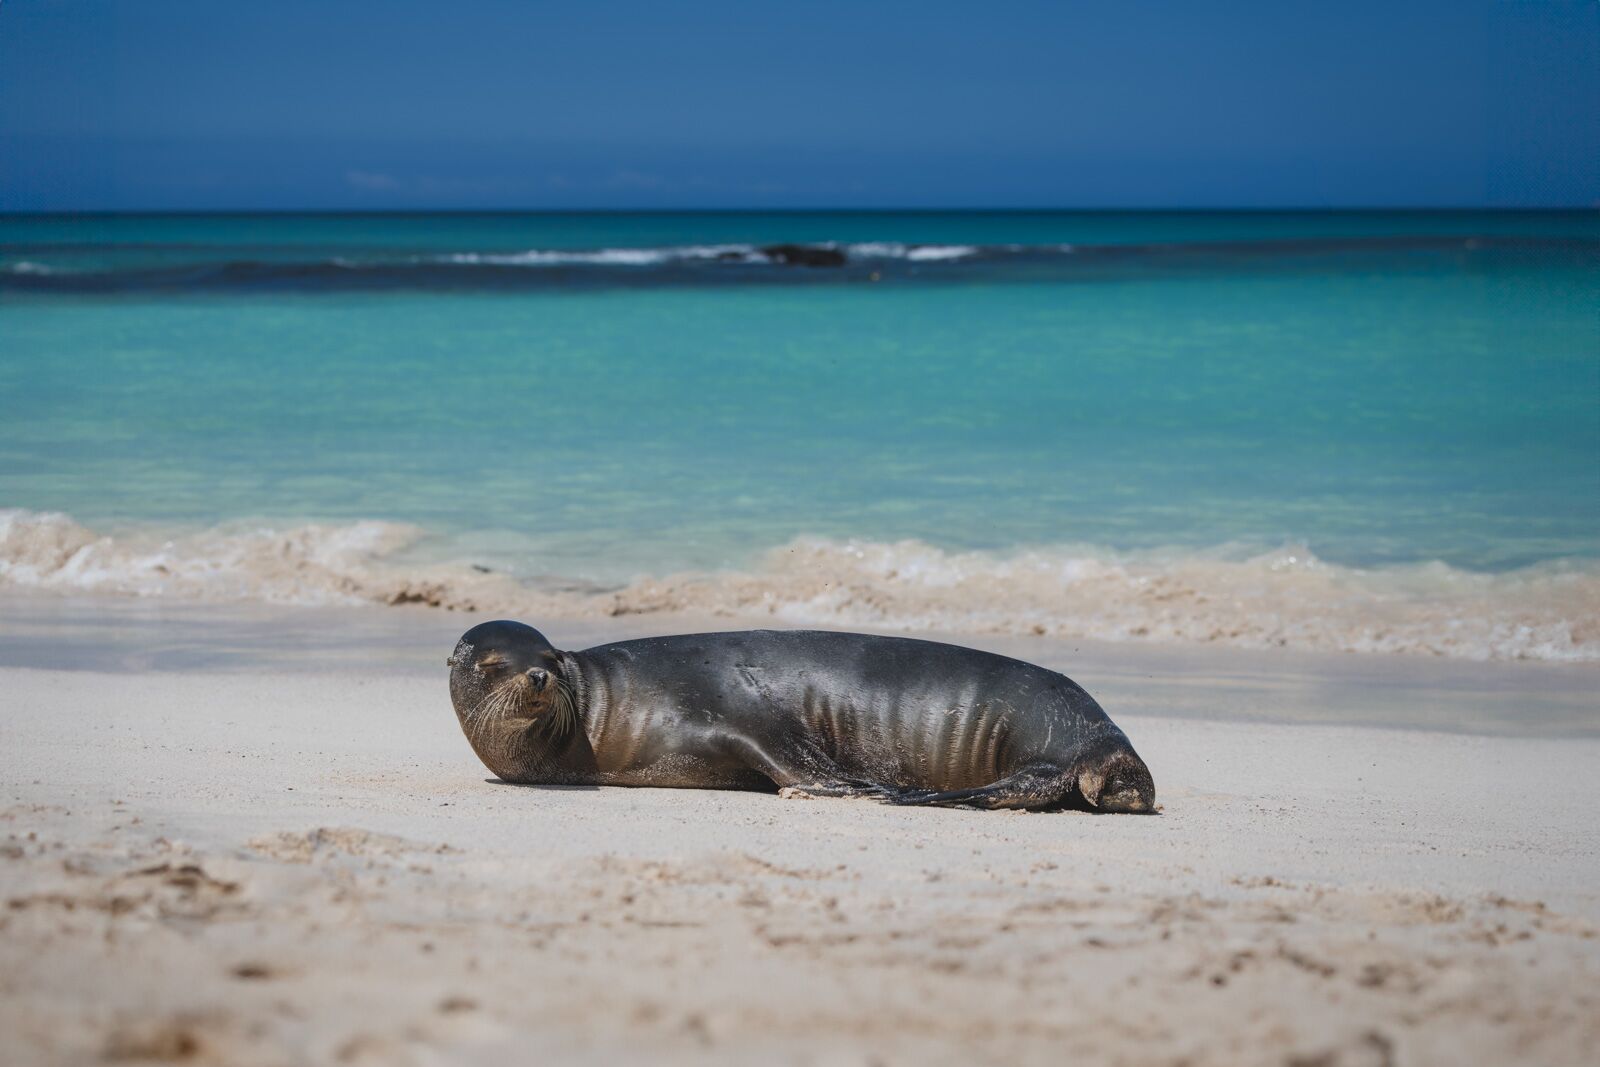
[
  {"left": 435, "top": 245, "right": 758, "bottom": 267},
  {"left": 3, "top": 510, "right": 1596, "bottom": 663},
  {"left": 431, "top": 242, "right": 982, "bottom": 268}
]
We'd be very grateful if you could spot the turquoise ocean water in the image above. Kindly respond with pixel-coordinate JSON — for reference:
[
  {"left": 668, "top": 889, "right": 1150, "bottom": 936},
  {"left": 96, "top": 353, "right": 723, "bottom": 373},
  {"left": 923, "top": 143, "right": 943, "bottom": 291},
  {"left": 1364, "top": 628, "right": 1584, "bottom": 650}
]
[{"left": 2, "top": 212, "right": 1597, "bottom": 659}]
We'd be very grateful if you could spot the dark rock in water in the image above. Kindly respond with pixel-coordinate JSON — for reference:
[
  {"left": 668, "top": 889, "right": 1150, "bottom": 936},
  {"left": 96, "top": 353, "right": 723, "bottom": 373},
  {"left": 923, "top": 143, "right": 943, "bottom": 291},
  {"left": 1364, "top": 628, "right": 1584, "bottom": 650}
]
[{"left": 760, "top": 243, "right": 848, "bottom": 267}]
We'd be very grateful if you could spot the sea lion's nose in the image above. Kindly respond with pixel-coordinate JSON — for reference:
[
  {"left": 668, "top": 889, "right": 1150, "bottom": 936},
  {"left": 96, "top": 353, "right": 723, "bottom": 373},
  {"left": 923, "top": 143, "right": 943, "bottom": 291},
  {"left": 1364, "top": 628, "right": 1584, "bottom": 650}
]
[{"left": 525, "top": 667, "right": 548, "bottom": 691}]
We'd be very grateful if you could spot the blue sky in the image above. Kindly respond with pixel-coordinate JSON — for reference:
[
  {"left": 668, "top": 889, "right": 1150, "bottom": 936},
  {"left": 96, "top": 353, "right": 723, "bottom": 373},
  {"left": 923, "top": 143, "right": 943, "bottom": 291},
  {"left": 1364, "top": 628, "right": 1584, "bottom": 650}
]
[{"left": 2, "top": 0, "right": 1596, "bottom": 211}]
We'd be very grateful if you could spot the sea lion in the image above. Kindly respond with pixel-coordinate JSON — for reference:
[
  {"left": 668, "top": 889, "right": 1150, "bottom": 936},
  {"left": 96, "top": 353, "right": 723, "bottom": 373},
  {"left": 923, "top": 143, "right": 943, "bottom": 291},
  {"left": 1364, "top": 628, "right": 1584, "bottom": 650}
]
[{"left": 446, "top": 622, "right": 1155, "bottom": 812}]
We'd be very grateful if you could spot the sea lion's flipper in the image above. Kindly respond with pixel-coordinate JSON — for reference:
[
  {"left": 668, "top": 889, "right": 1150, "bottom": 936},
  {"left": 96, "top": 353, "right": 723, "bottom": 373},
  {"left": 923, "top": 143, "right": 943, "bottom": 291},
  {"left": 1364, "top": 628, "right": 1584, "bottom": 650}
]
[
  {"left": 714, "top": 732, "right": 886, "bottom": 799},
  {"left": 880, "top": 765, "right": 1069, "bottom": 810},
  {"left": 1075, "top": 748, "right": 1156, "bottom": 813},
  {"left": 777, "top": 782, "right": 895, "bottom": 800}
]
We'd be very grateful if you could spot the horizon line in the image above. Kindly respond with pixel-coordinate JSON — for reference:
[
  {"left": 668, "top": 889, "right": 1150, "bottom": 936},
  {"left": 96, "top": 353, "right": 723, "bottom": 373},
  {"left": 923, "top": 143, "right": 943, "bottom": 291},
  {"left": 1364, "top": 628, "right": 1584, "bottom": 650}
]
[{"left": 5, "top": 205, "right": 1598, "bottom": 219}]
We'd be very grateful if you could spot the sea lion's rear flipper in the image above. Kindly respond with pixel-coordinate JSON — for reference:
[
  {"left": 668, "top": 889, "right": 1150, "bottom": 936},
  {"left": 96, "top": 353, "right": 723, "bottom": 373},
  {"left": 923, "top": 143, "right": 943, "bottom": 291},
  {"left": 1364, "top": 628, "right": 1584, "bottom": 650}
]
[
  {"left": 879, "top": 765, "right": 1069, "bottom": 810},
  {"left": 1075, "top": 749, "right": 1156, "bottom": 813}
]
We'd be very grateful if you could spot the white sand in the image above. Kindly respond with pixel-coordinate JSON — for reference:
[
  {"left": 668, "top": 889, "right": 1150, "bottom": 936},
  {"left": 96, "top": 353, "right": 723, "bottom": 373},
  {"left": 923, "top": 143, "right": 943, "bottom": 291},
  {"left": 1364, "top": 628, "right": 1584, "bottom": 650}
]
[{"left": 1, "top": 600, "right": 1597, "bottom": 1066}]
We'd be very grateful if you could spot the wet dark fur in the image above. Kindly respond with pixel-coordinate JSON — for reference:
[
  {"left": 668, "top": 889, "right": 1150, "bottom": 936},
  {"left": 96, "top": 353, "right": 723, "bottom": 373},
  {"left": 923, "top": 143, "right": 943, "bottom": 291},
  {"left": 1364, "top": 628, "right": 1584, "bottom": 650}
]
[{"left": 448, "top": 622, "right": 1155, "bottom": 812}]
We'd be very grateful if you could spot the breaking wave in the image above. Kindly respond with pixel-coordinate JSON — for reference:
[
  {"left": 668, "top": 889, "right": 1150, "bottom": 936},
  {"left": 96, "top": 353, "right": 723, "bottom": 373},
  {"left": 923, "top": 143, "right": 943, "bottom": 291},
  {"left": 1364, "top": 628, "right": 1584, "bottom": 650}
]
[
  {"left": 430, "top": 242, "right": 984, "bottom": 267},
  {"left": 3, "top": 509, "right": 1597, "bottom": 663},
  {"left": 7, "top": 234, "right": 1578, "bottom": 294}
]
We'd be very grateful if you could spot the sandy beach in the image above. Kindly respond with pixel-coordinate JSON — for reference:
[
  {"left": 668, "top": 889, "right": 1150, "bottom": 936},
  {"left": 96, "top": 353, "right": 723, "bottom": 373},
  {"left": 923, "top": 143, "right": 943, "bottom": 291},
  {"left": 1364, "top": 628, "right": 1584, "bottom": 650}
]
[
  {"left": 2, "top": 596, "right": 1596, "bottom": 1066},
  {"left": 6, "top": 5, "right": 1597, "bottom": 1064}
]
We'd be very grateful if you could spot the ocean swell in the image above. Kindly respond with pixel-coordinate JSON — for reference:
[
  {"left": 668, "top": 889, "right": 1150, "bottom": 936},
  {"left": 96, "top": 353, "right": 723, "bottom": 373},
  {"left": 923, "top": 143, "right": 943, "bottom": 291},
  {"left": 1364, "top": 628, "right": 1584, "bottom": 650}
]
[{"left": 2, "top": 510, "right": 1596, "bottom": 663}]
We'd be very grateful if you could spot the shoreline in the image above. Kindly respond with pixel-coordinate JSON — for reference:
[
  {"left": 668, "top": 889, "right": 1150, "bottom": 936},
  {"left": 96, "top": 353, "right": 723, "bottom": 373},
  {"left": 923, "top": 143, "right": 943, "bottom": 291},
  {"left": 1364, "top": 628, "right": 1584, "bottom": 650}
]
[{"left": 2, "top": 590, "right": 1596, "bottom": 739}]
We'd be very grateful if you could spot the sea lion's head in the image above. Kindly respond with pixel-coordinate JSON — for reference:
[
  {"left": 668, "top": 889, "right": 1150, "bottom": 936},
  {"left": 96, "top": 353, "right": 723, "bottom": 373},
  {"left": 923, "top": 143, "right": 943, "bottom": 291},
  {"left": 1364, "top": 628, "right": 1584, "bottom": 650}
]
[{"left": 447, "top": 620, "right": 579, "bottom": 779}]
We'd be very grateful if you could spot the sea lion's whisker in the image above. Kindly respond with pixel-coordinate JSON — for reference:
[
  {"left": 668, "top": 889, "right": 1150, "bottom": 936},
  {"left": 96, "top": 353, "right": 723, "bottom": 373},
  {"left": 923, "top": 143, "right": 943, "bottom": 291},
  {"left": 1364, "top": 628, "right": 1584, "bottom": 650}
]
[
  {"left": 546, "top": 675, "right": 578, "bottom": 742},
  {"left": 487, "top": 678, "right": 528, "bottom": 727},
  {"left": 465, "top": 679, "right": 526, "bottom": 744}
]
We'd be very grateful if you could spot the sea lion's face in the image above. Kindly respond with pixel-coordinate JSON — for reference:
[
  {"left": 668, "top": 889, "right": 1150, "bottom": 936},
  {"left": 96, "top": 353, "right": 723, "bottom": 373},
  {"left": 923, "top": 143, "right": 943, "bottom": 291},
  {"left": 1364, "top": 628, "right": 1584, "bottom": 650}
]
[{"left": 447, "top": 620, "right": 576, "bottom": 772}]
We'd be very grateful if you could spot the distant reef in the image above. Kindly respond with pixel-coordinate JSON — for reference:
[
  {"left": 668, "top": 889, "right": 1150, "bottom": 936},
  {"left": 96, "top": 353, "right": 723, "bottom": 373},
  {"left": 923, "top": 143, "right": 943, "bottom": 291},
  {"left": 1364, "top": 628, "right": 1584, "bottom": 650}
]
[{"left": 756, "top": 243, "right": 849, "bottom": 267}]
